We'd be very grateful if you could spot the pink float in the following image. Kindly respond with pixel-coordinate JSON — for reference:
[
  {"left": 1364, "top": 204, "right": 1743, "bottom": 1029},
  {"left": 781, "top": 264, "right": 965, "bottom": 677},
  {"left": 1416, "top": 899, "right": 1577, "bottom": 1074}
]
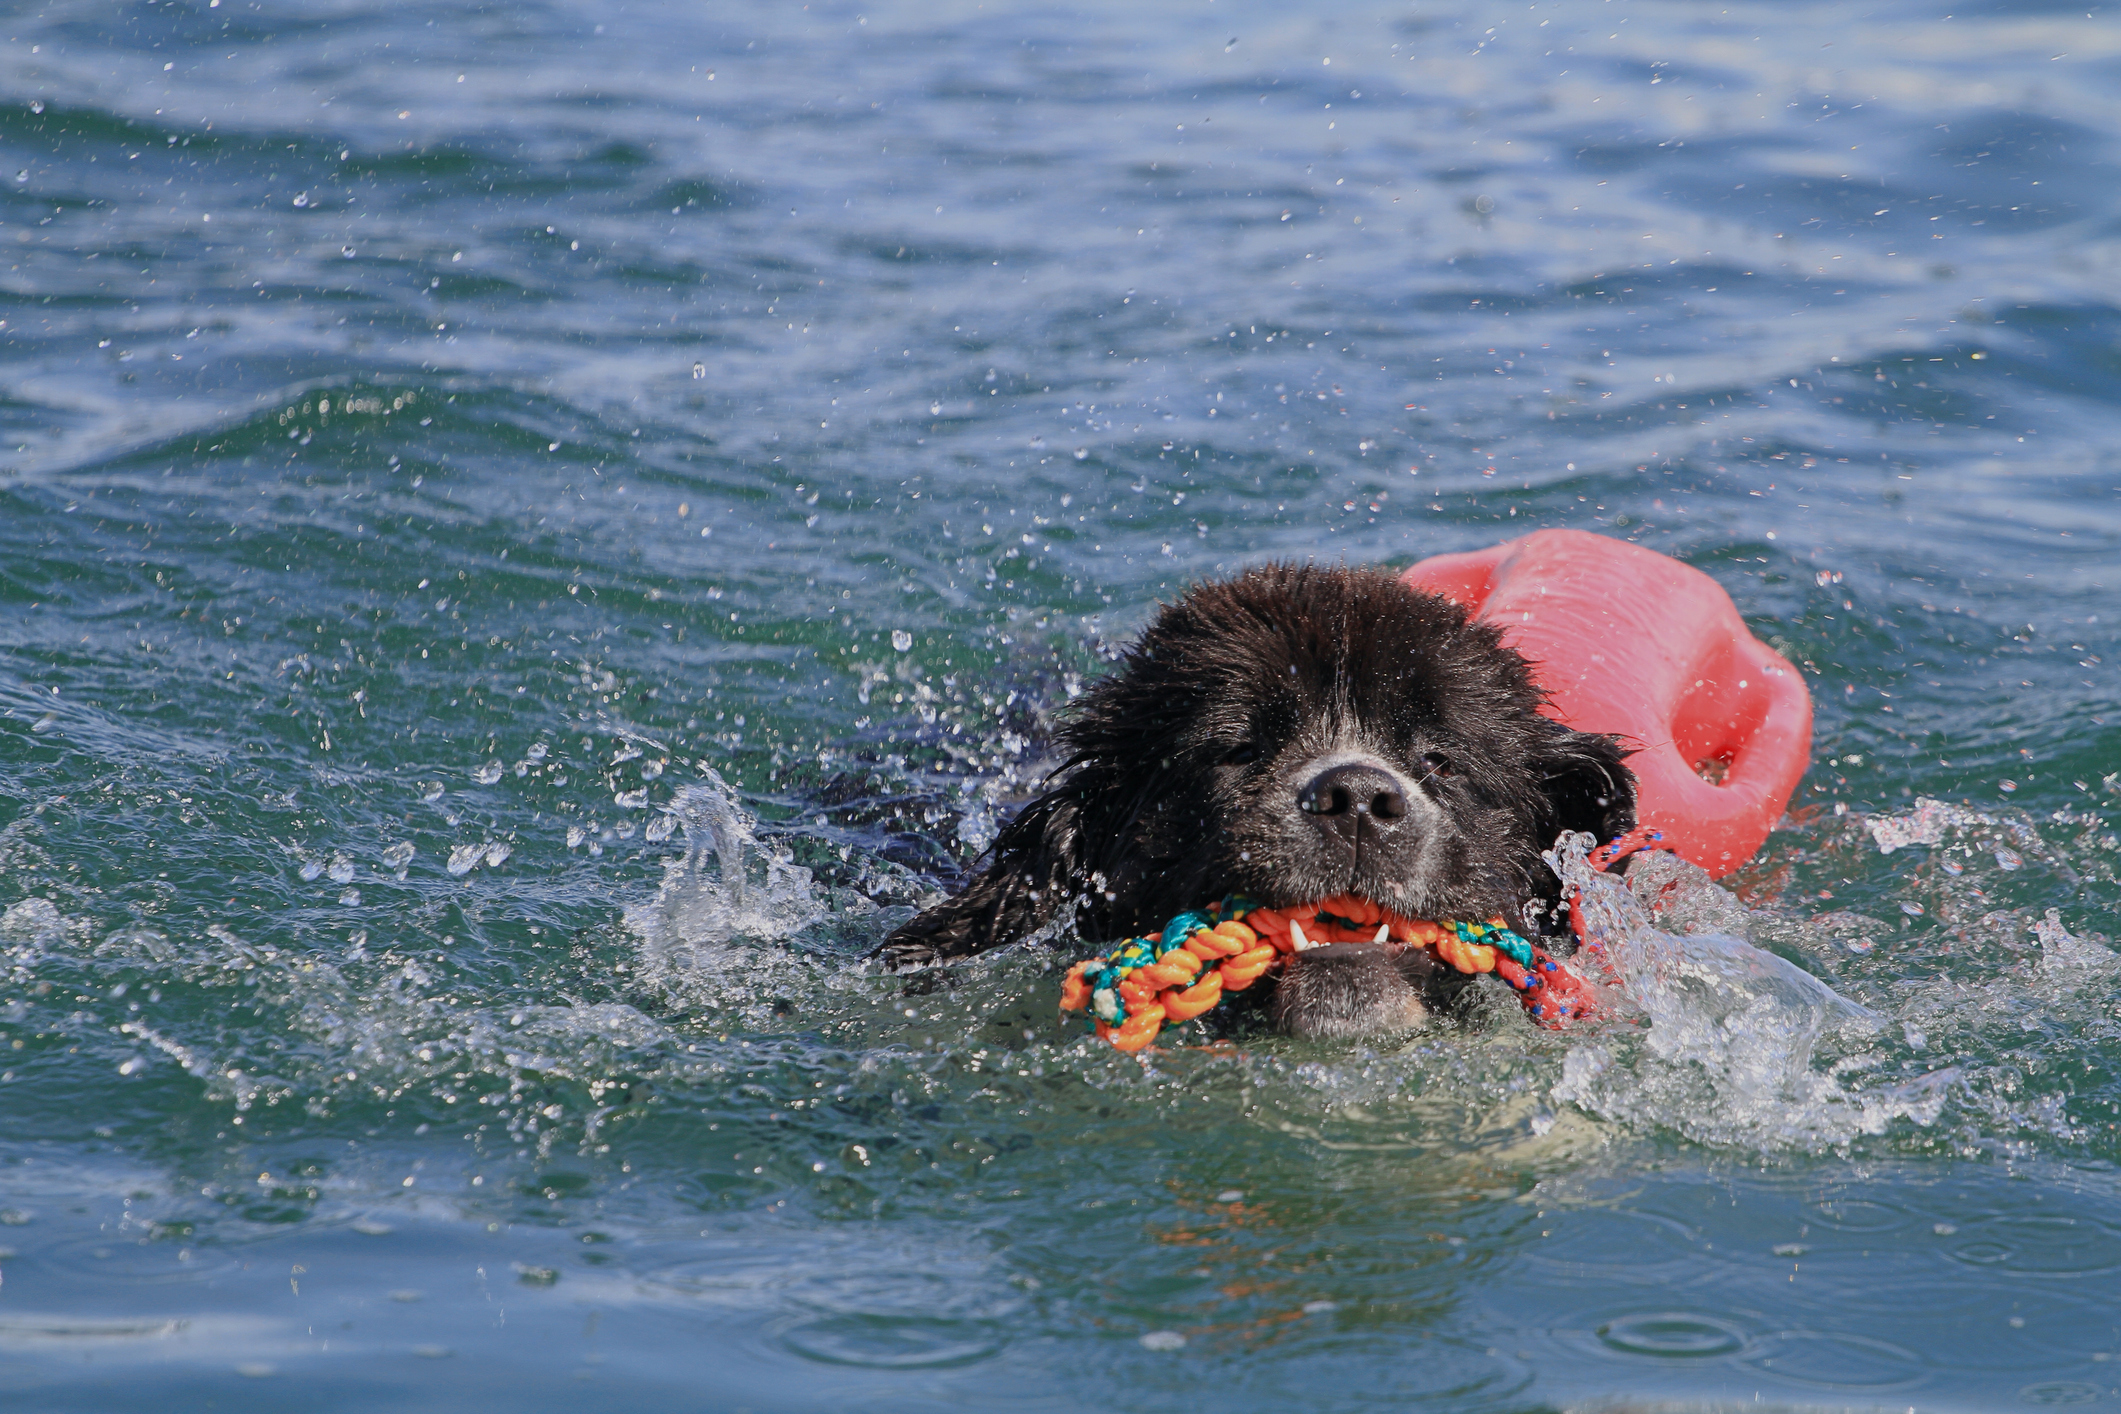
[{"left": 1403, "top": 529, "right": 1813, "bottom": 878}]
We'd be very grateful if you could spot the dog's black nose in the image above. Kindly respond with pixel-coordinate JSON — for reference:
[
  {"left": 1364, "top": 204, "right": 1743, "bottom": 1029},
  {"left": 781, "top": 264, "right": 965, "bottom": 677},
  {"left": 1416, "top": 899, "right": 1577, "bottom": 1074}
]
[{"left": 1297, "top": 762, "right": 1409, "bottom": 831}]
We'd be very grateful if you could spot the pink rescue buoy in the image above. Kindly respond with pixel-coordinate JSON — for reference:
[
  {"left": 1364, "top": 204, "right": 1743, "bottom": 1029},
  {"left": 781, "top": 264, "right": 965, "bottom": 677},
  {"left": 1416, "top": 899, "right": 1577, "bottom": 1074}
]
[{"left": 1403, "top": 529, "right": 1812, "bottom": 878}]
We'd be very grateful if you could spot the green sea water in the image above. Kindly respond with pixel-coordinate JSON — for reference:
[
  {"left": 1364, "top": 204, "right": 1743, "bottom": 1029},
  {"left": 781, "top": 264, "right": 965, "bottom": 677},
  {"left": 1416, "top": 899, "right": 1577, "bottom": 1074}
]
[{"left": 2, "top": 0, "right": 2120, "bottom": 1408}]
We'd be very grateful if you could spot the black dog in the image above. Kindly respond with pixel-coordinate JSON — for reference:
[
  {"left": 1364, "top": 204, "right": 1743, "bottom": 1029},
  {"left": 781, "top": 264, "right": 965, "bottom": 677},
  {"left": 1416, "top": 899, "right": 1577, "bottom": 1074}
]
[{"left": 878, "top": 564, "right": 1635, "bottom": 1039}]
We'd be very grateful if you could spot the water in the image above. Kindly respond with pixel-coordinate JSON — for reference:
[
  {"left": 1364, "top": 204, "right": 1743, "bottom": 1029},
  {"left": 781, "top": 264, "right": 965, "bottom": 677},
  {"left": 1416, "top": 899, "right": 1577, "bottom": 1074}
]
[{"left": 2, "top": 0, "right": 2119, "bottom": 1407}]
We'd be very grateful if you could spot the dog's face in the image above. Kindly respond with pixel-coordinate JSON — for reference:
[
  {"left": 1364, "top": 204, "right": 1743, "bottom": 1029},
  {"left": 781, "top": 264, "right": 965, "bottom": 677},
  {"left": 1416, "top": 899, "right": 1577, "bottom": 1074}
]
[
  {"left": 880, "top": 563, "right": 1634, "bottom": 1040},
  {"left": 1102, "top": 569, "right": 1579, "bottom": 924}
]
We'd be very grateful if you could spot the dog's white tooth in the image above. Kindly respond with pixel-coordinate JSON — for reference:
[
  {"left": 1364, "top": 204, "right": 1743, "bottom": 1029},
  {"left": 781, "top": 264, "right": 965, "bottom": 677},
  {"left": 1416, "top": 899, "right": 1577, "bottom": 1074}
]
[
  {"left": 1373, "top": 924, "right": 1391, "bottom": 944},
  {"left": 1290, "top": 918, "right": 1313, "bottom": 951}
]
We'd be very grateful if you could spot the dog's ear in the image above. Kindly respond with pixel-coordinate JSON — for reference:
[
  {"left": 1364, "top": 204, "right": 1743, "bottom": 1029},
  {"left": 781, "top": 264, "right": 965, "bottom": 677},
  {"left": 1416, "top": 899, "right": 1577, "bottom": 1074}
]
[
  {"left": 1530, "top": 722, "right": 1636, "bottom": 849},
  {"left": 876, "top": 791, "right": 1089, "bottom": 970}
]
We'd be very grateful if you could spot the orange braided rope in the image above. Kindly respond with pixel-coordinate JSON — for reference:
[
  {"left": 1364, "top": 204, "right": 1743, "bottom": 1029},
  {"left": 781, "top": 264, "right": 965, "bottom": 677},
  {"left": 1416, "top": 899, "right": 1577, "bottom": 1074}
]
[{"left": 1058, "top": 893, "right": 1600, "bottom": 1052}]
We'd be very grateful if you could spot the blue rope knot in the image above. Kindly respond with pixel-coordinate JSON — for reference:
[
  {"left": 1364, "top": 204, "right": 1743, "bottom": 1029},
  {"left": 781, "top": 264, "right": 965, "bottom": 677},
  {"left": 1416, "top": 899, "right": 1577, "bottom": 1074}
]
[
  {"left": 1450, "top": 919, "right": 1535, "bottom": 970},
  {"left": 1157, "top": 911, "right": 1212, "bottom": 952}
]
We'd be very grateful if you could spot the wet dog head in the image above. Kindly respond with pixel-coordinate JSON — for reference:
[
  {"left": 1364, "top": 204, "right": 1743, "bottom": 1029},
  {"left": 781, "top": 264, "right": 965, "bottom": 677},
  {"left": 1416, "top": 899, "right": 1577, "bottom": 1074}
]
[
  {"left": 880, "top": 563, "right": 1635, "bottom": 1039},
  {"left": 1059, "top": 565, "right": 1634, "bottom": 925}
]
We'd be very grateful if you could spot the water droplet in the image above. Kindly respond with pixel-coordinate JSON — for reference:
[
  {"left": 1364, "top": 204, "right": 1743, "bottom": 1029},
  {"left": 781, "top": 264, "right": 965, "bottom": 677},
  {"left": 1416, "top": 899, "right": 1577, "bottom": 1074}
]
[
  {"left": 341, "top": 245, "right": 356, "bottom": 258},
  {"left": 30, "top": 712, "right": 57, "bottom": 733},
  {"left": 1073, "top": 448, "right": 1088, "bottom": 460},
  {"left": 326, "top": 852, "right": 355, "bottom": 885},
  {"left": 445, "top": 844, "right": 483, "bottom": 877},
  {"left": 337, "top": 888, "right": 361, "bottom": 906},
  {"left": 381, "top": 842, "right": 415, "bottom": 869},
  {"left": 614, "top": 789, "right": 648, "bottom": 809},
  {"left": 644, "top": 814, "right": 676, "bottom": 842},
  {"left": 566, "top": 825, "right": 586, "bottom": 848},
  {"left": 640, "top": 759, "right": 664, "bottom": 779},
  {"left": 473, "top": 760, "right": 504, "bottom": 785},
  {"left": 692, "top": 362, "right": 706, "bottom": 379},
  {"left": 526, "top": 743, "right": 549, "bottom": 761},
  {"left": 930, "top": 402, "right": 943, "bottom": 415},
  {"left": 482, "top": 842, "right": 511, "bottom": 868},
  {"left": 1302, "top": 1300, "right": 1337, "bottom": 1314},
  {"left": 1597, "top": 1314, "right": 1744, "bottom": 1358},
  {"left": 298, "top": 858, "right": 325, "bottom": 883},
  {"left": 421, "top": 782, "right": 445, "bottom": 802},
  {"left": 1994, "top": 847, "right": 2023, "bottom": 871},
  {"left": 29, "top": 100, "right": 43, "bottom": 115},
  {"left": 291, "top": 192, "right": 309, "bottom": 208},
  {"left": 14, "top": 171, "right": 26, "bottom": 183},
  {"left": 891, "top": 629, "right": 913, "bottom": 652},
  {"left": 1139, "top": 1331, "right": 1185, "bottom": 1351}
]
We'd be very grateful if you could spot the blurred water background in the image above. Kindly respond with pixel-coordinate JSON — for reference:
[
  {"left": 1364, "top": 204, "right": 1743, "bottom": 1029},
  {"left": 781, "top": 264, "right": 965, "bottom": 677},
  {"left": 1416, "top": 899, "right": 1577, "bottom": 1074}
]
[{"left": 3, "top": 0, "right": 2121, "bottom": 1408}]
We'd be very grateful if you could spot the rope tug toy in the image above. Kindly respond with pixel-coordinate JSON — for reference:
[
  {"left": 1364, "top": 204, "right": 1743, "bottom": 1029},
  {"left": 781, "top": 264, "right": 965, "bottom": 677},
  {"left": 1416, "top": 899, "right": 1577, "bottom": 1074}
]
[{"left": 1059, "top": 825, "right": 1670, "bottom": 1052}]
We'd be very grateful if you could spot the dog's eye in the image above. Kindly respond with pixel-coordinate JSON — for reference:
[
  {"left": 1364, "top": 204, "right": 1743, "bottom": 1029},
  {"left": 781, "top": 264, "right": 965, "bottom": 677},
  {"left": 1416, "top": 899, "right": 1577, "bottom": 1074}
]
[
  {"left": 1222, "top": 743, "right": 1261, "bottom": 766},
  {"left": 1419, "top": 752, "right": 1452, "bottom": 778}
]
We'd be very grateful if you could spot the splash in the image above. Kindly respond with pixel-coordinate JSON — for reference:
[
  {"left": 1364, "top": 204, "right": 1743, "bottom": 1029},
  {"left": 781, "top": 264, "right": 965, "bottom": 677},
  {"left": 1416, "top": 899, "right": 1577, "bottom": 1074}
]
[
  {"left": 1865, "top": 796, "right": 1988, "bottom": 854},
  {"left": 624, "top": 773, "right": 831, "bottom": 965},
  {"left": 618, "top": 772, "right": 908, "bottom": 1034},
  {"left": 0, "top": 897, "right": 69, "bottom": 951},
  {"left": 2030, "top": 906, "right": 2116, "bottom": 974},
  {"left": 1545, "top": 835, "right": 1956, "bottom": 1151},
  {"left": 1865, "top": 796, "right": 2046, "bottom": 859}
]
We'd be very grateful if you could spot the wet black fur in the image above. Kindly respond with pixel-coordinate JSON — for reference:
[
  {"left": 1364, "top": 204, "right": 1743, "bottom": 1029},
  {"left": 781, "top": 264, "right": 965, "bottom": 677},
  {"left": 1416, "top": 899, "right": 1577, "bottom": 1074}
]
[{"left": 877, "top": 564, "right": 1635, "bottom": 1032}]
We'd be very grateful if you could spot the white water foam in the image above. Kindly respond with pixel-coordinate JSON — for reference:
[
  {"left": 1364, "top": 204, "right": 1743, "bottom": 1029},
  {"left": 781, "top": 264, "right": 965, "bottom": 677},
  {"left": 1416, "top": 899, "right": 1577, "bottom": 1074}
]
[{"left": 1545, "top": 835, "right": 1957, "bottom": 1151}]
